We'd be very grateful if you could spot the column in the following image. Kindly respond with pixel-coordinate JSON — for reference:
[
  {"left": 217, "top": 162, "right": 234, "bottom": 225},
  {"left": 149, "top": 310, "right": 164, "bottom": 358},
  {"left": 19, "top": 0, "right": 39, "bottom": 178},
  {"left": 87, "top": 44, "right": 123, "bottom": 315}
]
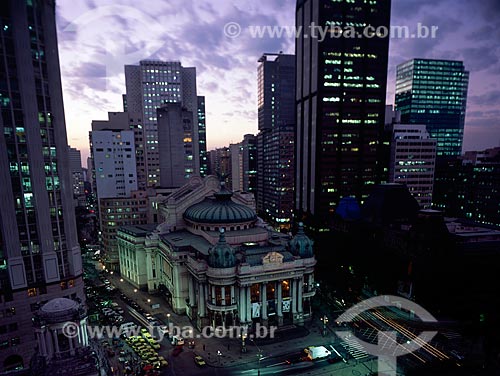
[
  {"left": 82, "top": 322, "right": 89, "bottom": 346},
  {"left": 45, "top": 330, "right": 54, "bottom": 358},
  {"left": 261, "top": 284, "right": 267, "bottom": 321},
  {"left": 37, "top": 332, "right": 47, "bottom": 356},
  {"left": 221, "top": 286, "right": 226, "bottom": 306},
  {"left": 211, "top": 285, "right": 216, "bottom": 304},
  {"left": 145, "top": 249, "right": 153, "bottom": 288},
  {"left": 199, "top": 283, "right": 206, "bottom": 317},
  {"left": 69, "top": 334, "right": 75, "bottom": 355},
  {"left": 246, "top": 286, "right": 252, "bottom": 322},
  {"left": 277, "top": 281, "right": 283, "bottom": 318},
  {"left": 298, "top": 277, "right": 303, "bottom": 314},
  {"left": 230, "top": 286, "right": 235, "bottom": 305},
  {"left": 189, "top": 277, "right": 195, "bottom": 306},
  {"left": 52, "top": 329, "right": 60, "bottom": 355},
  {"left": 239, "top": 286, "right": 246, "bottom": 322},
  {"left": 291, "top": 280, "right": 297, "bottom": 314}
]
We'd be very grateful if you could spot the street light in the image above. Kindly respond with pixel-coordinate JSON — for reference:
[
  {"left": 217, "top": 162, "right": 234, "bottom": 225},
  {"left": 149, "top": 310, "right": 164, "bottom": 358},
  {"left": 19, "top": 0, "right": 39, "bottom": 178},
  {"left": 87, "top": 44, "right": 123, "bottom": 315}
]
[
  {"left": 147, "top": 298, "right": 151, "bottom": 303},
  {"left": 320, "top": 315, "right": 329, "bottom": 337},
  {"left": 217, "top": 350, "right": 222, "bottom": 365},
  {"left": 167, "top": 313, "right": 171, "bottom": 326},
  {"left": 120, "top": 278, "right": 123, "bottom": 282},
  {"left": 133, "top": 289, "right": 137, "bottom": 294},
  {"left": 240, "top": 332, "right": 247, "bottom": 353}
]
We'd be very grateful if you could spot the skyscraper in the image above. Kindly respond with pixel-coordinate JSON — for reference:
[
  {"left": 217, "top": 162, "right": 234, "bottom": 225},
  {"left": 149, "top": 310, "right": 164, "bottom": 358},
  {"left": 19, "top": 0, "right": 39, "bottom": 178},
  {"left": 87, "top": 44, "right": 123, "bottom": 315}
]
[
  {"left": 395, "top": 59, "right": 469, "bottom": 157},
  {"left": 125, "top": 60, "right": 199, "bottom": 186},
  {"left": 295, "top": 0, "right": 391, "bottom": 231},
  {"left": 157, "top": 104, "right": 195, "bottom": 188},
  {"left": 68, "top": 146, "right": 85, "bottom": 207},
  {"left": 389, "top": 124, "right": 437, "bottom": 208},
  {"left": 0, "top": 1, "right": 85, "bottom": 371},
  {"left": 198, "top": 96, "right": 208, "bottom": 177},
  {"left": 231, "top": 134, "right": 257, "bottom": 193},
  {"left": 256, "top": 53, "right": 295, "bottom": 228}
]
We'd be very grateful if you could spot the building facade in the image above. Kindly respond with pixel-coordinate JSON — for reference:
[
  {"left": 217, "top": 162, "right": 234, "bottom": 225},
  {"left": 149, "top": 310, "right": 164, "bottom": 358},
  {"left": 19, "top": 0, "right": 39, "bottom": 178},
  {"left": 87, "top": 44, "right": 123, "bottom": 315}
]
[
  {"left": 91, "top": 112, "right": 146, "bottom": 190},
  {"left": 433, "top": 147, "right": 500, "bottom": 227},
  {"left": 395, "top": 59, "right": 469, "bottom": 158},
  {"left": 68, "top": 146, "right": 85, "bottom": 207},
  {"left": 99, "top": 190, "right": 150, "bottom": 271},
  {"left": 90, "top": 129, "right": 138, "bottom": 199},
  {"left": 389, "top": 124, "right": 437, "bottom": 208},
  {"left": 0, "top": 1, "right": 85, "bottom": 371},
  {"left": 157, "top": 104, "right": 195, "bottom": 188},
  {"left": 124, "top": 61, "right": 199, "bottom": 187},
  {"left": 117, "top": 176, "right": 316, "bottom": 330},
  {"left": 295, "top": 0, "right": 391, "bottom": 231},
  {"left": 197, "top": 96, "right": 208, "bottom": 177},
  {"left": 230, "top": 134, "right": 257, "bottom": 193},
  {"left": 256, "top": 53, "right": 295, "bottom": 228}
]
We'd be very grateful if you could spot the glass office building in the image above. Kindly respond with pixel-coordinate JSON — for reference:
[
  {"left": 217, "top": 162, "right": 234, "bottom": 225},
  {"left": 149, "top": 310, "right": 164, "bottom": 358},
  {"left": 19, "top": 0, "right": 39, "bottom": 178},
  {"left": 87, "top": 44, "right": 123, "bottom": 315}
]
[
  {"left": 395, "top": 59, "right": 469, "bottom": 157},
  {"left": 295, "top": 0, "right": 391, "bottom": 231}
]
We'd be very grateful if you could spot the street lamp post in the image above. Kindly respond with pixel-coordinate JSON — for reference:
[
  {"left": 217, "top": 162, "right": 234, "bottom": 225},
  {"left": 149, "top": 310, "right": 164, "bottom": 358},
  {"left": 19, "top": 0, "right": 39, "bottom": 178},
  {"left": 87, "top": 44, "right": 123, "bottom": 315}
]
[
  {"left": 320, "top": 315, "right": 329, "bottom": 337},
  {"left": 240, "top": 332, "right": 247, "bottom": 353},
  {"left": 167, "top": 313, "right": 171, "bottom": 326},
  {"left": 217, "top": 350, "right": 222, "bottom": 365}
]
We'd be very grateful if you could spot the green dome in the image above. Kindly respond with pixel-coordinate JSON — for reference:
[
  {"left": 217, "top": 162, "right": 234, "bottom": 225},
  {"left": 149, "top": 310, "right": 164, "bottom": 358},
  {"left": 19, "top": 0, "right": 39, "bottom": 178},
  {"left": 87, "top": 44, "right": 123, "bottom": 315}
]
[
  {"left": 208, "top": 229, "right": 236, "bottom": 268},
  {"left": 289, "top": 222, "right": 314, "bottom": 258},
  {"left": 183, "top": 187, "right": 257, "bottom": 224}
]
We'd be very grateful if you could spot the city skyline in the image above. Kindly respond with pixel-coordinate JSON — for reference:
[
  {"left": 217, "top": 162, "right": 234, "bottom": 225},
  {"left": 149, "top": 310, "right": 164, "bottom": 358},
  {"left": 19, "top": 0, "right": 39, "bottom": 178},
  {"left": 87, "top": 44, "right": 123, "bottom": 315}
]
[{"left": 56, "top": 0, "right": 500, "bottom": 164}]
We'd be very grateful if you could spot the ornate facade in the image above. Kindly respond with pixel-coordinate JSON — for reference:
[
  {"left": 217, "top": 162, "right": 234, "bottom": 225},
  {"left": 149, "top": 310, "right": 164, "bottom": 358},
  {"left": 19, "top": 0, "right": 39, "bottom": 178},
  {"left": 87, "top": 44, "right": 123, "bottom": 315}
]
[{"left": 117, "top": 176, "right": 317, "bottom": 330}]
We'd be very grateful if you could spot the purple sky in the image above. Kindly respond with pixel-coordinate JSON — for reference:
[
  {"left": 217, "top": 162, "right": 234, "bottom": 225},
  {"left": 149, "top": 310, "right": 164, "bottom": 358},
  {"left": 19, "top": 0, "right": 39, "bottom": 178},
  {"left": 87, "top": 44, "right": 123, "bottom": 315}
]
[{"left": 56, "top": 0, "right": 500, "bottom": 165}]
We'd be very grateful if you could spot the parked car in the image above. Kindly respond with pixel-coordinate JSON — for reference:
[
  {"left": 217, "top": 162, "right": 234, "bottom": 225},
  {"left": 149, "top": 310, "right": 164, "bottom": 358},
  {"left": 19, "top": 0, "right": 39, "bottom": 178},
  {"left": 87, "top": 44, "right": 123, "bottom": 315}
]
[{"left": 194, "top": 355, "right": 206, "bottom": 367}]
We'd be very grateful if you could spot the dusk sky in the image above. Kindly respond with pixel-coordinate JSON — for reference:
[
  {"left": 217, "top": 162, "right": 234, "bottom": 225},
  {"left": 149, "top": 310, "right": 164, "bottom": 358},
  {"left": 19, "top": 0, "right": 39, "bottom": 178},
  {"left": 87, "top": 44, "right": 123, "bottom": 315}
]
[{"left": 56, "top": 0, "right": 500, "bottom": 165}]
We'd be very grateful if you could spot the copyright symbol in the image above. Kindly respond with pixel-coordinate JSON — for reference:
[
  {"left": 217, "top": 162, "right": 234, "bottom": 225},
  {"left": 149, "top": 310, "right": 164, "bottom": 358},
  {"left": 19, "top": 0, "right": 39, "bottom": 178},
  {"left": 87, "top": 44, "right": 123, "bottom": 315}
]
[
  {"left": 62, "top": 322, "right": 79, "bottom": 339},
  {"left": 224, "top": 22, "right": 241, "bottom": 38}
]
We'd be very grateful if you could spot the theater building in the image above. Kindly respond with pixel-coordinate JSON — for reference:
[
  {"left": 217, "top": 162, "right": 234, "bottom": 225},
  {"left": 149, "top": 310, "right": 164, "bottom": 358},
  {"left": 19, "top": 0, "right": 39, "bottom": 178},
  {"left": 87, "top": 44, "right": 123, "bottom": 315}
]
[{"left": 117, "top": 176, "right": 316, "bottom": 329}]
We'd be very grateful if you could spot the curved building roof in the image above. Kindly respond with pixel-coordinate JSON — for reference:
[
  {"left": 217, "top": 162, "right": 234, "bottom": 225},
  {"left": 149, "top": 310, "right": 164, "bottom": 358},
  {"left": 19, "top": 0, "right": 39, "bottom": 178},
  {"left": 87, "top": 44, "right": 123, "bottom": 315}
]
[
  {"left": 40, "top": 298, "right": 77, "bottom": 314},
  {"left": 183, "top": 187, "right": 257, "bottom": 224}
]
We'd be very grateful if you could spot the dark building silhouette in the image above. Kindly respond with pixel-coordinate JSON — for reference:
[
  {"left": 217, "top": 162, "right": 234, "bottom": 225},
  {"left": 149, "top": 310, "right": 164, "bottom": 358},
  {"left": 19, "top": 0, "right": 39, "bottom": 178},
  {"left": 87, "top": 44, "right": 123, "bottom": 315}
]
[
  {"left": 0, "top": 0, "right": 85, "bottom": 371},
  {"left": 256, "top": 53, "right": 295, "bottom": 229},
  {"left": 295, "top": 0, "right": 391, "bottom": 231},
  {"left": 433, "top": 147, "right": 500, "bottom": 227}
]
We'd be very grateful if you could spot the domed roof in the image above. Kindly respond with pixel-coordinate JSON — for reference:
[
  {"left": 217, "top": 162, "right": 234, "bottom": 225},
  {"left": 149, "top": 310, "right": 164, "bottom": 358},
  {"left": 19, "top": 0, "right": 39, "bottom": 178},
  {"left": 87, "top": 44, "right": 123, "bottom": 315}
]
[
  {"left": 289, "top": 222, "right": 314, "bottom": 258},
  {"left": 40, "top": 298, "right": 78, "bottom": 314},
  {"left": 208, "top": 228, "right": 236, "bottom": 268},
  {"left": 183, "top": 185, "right": 257, "bottom": 224}
]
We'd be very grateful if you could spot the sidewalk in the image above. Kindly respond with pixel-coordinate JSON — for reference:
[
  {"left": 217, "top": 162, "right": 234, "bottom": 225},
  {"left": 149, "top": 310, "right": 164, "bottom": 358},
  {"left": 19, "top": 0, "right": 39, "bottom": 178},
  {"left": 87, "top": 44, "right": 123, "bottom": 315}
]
[{"left": 104, "top": 272, "right": 333, "bottom": 368}]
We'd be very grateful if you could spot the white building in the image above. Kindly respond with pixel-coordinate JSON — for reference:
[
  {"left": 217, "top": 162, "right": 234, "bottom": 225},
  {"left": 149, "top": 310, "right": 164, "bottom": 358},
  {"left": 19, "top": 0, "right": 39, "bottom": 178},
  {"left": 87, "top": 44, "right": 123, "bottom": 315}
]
[
  {"left": 90, "top": 130, "right": 137, "bottom": 199},
  {"left": 389, "top": 124, "right": 437, "bottom": 208},
  {"left": 117, "top": 176, "right": 316, "bottom": 330}
]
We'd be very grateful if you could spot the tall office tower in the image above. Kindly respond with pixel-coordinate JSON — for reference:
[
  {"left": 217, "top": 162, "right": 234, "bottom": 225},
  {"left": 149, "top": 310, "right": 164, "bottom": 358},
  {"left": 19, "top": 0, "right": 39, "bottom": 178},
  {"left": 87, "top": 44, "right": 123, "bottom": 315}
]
[
  {"left": 395, "top": 59, "right": 469, "bottom": 158},
  {"left": 157, "top": 104, "right": 195, "bottom": 188},
  {"left": 197, "top": 96, "right": 208, "bottom": 177},
  {"left": 295, "top": 0, "right": 391, "bottom": 231},
  {"left": 68, "top": 146, "right": 85, "bottom": 206},
  {"left": 125, "top": 60, "right": 199, "bottom": 186},
  {"left": 0, "top": 1, "right": 85, "bottom": 371},
  {"left": 230, "top": 134, "right": 257, "bottom": 193},
  {"left": 91, "top": 112, "right": 145, "bottom": 190},
  {"left": 389, "top": 124, "right": 437, "bottom": 208},
  {"left": 256, "top": 53, "right": 295, "bottom": 228}
]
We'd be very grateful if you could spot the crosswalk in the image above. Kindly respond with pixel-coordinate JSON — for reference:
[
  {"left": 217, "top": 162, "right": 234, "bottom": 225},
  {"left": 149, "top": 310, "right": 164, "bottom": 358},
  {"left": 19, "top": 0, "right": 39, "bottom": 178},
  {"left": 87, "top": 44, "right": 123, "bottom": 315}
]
[{"left": 338, "top": 337, "right": 370, "bottom": 360}]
